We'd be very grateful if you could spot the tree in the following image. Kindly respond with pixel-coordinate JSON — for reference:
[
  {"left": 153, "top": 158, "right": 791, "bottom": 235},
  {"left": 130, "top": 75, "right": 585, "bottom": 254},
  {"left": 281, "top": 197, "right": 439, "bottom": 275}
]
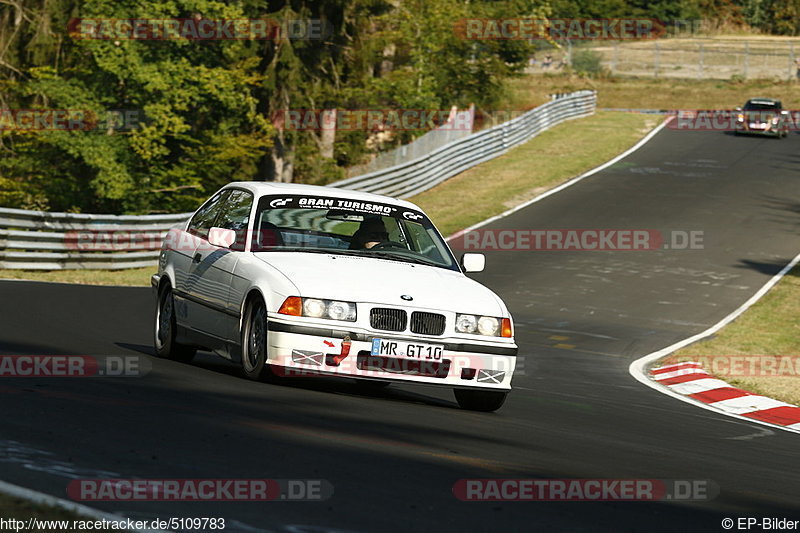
[{"left": 1, "top": 0, "right": 273, "bottom": 213}]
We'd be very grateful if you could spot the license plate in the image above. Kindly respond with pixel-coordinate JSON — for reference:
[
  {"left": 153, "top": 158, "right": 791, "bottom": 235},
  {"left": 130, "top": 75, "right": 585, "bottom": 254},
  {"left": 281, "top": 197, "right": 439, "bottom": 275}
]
[
  {"left": 749, "top": 122, "right": 765, "bottom": 129},
  {"left": 371, "top": 338, "right": 444, "bottom": 361}
]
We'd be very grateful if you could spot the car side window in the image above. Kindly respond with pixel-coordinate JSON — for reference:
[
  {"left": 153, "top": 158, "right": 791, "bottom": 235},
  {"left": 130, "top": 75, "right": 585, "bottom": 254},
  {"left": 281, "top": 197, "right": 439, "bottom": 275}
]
[
  {"left": 188, "top": 190, "right": 230, "bottom": 240},
  {"left": 215, "top": 189, "right": 254, "bottom": 251}
]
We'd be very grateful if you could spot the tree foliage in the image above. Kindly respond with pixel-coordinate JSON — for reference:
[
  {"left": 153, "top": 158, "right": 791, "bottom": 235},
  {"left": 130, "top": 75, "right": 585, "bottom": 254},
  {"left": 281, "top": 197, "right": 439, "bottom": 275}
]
[
  {"left": 1, "top": 0, "right": 795, "bottom": 214},
  {"left": 2, "top": 0, "right": 273, "bottom": 213}
]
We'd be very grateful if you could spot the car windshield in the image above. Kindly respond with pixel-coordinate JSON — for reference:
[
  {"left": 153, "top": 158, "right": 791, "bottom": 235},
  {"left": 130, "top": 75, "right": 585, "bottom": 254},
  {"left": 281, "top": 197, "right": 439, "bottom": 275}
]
[
  {"left": 250, "top": 194, "right": 459, "bottom": 271},
  {"left": 744, "top": 101, "right": 780, "bottom": 111}
]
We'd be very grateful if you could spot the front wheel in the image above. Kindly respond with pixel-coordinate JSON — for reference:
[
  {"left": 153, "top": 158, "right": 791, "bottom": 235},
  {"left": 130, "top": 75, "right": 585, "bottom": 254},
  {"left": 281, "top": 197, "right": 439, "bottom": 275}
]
[
  {"left": 154, "top": 284, "right": 196, "bottom": 363},
  {"left": 241, "top": 299, "right": 276, "bottom": 381},
  {"left": 454, "top": 389, "right": 507, "bottom": 412}
]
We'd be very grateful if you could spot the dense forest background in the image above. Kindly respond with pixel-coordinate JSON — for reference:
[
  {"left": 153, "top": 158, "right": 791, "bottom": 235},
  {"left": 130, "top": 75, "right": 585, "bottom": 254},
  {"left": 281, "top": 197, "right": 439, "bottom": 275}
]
[{"left": 1, "top": 0, "right": 797, "bottom": 214}]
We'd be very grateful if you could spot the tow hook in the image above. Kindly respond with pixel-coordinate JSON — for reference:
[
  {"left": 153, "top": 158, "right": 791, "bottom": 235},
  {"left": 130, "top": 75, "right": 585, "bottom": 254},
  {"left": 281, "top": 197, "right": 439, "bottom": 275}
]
[{"left": 330, "top": 336, "right": 352, "bottom": 366}]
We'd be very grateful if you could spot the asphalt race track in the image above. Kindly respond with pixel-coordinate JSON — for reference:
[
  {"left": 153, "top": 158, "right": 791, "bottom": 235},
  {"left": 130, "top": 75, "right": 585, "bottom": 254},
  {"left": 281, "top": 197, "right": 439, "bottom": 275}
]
[{"left": 1, "top": 127, "right": 799, "bottom": 532}]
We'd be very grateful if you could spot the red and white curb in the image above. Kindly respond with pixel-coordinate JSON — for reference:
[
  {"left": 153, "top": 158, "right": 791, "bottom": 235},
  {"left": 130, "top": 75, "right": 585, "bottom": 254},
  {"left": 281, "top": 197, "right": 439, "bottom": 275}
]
[
  {"left": 630, "top": 248, "right": 800, "bottom": 435},
  {"left": 650, "top": 362, "right": 800, "bottom": 430}
]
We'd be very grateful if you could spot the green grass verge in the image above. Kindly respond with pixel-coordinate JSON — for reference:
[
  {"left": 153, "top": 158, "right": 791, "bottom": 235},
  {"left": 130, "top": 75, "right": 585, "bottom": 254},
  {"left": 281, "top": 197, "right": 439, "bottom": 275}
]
[
  {"left": 0, "top": 492, "right": 93, "bottom": 528},
  {"left": 661, "top": 267, "right": 800, "bottom": 407},
  {"left": 0, "top": 267, "right": 154, "bottom": 287}
]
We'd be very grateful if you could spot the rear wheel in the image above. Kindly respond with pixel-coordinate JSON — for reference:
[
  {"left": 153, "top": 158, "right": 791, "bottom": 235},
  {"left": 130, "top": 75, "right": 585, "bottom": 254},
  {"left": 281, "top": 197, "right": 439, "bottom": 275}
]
[
  {"left": 454, "top": 389, "right": 507, "bottom": 412},
  {"left": 241, "top": 299, "right": 276, "bottom": 381},
  {"left": 154, "top": 284, "right": 196, "bottom": 363}
]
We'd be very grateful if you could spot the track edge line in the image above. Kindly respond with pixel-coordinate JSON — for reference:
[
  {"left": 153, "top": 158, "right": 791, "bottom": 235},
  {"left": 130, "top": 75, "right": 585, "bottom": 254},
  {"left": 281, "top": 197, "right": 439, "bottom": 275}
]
[{"left": 0, "top": 479, "right": 168, "bottom": 532}]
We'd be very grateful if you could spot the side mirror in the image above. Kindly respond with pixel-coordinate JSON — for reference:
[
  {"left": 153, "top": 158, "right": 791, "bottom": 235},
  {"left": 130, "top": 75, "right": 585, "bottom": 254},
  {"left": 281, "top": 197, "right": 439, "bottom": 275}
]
[
  {"left": 735, "top": 107, "right": 742, "bottom": 112},
  {"left": 208, "top": 227, "right": 236, "bottom": 249},
  {"left": 461, "top": 253, "right": 485, "bottom": 273}
]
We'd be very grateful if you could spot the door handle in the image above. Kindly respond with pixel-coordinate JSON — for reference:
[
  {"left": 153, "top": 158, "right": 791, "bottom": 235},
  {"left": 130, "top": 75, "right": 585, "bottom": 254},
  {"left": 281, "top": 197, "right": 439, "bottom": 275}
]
[{"left": 192, "top": 253, "right": 202, "bottom": 264}]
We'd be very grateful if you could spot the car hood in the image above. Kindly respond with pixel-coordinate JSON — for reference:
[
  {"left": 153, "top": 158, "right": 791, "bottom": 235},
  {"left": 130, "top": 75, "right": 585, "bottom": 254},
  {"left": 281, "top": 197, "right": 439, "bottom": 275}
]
[
  {"left": 253, "top": 252, "right": 506, "bottom": 316},
  {"left": 744, "top": 110, "right": 778, "bottom": 120}
]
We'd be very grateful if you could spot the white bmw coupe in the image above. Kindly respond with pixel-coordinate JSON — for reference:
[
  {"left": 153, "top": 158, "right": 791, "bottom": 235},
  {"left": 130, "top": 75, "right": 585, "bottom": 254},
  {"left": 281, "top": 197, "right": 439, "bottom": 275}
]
[{"left": 152, "top": 182, "right": 517, "bottom": 411}]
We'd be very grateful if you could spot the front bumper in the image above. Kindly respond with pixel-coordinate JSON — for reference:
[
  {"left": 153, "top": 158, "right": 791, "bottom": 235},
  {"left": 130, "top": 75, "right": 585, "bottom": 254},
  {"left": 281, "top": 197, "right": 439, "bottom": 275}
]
[
  {"left": 266, "top": 317, "right": 518, "bottom": 390},
  {"left": 736, "top": 121, "right": 781, "bottom": 135}
]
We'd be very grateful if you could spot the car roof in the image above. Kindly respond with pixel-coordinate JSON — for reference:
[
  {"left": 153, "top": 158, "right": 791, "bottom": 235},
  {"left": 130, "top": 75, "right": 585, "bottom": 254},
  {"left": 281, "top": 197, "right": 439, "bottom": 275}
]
[{"left": 223, "top": 181, "right": 422, "bottom": 211}]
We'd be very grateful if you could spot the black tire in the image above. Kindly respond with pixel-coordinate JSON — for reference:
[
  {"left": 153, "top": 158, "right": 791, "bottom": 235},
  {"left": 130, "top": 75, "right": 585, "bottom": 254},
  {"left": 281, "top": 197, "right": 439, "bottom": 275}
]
[
  {"left": 454, "top": 389, "right": 508, "bottom": 412},
  {"left": 241, "top": 299, "right": 276, "bottom": 381},
  {"left": 154, "top": 284, "right": 196, "bottom": 363}
]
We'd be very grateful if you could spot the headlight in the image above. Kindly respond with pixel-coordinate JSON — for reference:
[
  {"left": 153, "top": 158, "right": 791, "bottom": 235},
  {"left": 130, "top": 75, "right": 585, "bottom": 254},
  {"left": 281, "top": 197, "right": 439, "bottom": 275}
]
[
  {"left": 455, "top": 314, "right": 478, "bottom": 334},
  {"left": 279, "top": 296, "right": 357, "bottom": 322},
  {"left": 456, "top": 313, "right": 512, "bottom": 337},
  {"left": 477, "top": 316, "right": 499, "bottom": 336},
  {"left": 327, "top": 300, "right": 356, "bottom": 321},
  {"left": 303, "top": 298, "right": 326, "bottom": 318}
]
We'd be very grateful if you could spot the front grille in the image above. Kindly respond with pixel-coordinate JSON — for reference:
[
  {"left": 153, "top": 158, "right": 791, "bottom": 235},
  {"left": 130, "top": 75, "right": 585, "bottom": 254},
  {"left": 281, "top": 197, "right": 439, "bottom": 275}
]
[
  {"left": 410, "top": 311, "right": 446, "bottom": 336},
  {"left": 370, "top": 308, "right": 407, "bottom": 332}
]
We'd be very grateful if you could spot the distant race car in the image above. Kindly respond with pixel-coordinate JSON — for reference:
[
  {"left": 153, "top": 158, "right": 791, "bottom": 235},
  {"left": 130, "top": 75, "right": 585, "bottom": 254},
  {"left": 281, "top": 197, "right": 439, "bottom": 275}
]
[
  {"left": 152, "top": 182, "right": 518, "bottom": 411},
  {"left": 734, "top": 98, "right": 789, "bottom": 138}
]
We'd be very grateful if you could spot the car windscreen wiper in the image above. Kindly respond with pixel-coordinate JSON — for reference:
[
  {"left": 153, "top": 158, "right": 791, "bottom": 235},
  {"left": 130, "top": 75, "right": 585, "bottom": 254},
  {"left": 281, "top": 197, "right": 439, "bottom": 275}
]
[{"left": 366, "top": 250, "right": 444, "bottom": 268}]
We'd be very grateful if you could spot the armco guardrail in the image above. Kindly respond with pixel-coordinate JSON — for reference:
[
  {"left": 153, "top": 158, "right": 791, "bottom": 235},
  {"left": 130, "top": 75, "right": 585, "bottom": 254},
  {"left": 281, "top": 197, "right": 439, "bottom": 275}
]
[
  {"left": 329, "top": 90, "right": 596, "bottom": 198},
  {"left": 0, "top": 90, "right": 595, "bottom": 270},
  {"left": 0, "top": 209, "right": 191, "bottom": 270}
]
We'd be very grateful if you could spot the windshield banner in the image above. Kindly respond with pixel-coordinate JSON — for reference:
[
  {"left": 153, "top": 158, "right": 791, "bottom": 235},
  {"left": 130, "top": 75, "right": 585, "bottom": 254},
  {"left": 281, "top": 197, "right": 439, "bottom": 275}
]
[{"left": 261, "top": 194, "right": 428, "bottom": 223}]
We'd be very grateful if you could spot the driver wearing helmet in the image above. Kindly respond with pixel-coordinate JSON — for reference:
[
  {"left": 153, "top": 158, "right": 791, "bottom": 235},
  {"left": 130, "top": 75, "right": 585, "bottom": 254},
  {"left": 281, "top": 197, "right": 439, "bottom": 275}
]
[{"left": 349, "top": 216, "right": 389, "bottom": 250}]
